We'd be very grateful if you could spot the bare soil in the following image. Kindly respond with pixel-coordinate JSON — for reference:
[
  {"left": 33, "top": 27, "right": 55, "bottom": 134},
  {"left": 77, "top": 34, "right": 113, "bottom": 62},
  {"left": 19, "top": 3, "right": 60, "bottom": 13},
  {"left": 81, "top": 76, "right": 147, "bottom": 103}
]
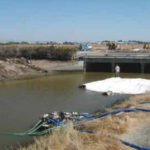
[
  {"left": 0, "top": 58, "right": 46, "bottom": 81},
  {"left": 30, "top": 60, "right": 77, "bottom": 70},
  {"left": 0, "top": 58, "right": 83, "bottom": 81}
]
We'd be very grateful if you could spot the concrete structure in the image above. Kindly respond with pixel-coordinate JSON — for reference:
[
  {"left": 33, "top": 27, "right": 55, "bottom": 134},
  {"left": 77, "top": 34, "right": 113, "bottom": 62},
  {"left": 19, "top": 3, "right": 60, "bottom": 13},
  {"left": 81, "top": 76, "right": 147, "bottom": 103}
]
[{"left": 84, "top": 52, "right": 150, "bottom": 73}]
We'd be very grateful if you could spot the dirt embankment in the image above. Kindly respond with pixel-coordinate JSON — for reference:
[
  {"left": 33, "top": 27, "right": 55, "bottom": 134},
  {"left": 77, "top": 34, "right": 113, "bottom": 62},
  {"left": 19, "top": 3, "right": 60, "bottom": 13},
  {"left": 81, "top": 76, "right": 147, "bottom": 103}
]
[
  {"left": 30, "top": 60, "right": 77, "bottom": 70},
  {"left": 18, "top": 93, "right": 150, "bottom": 150},
  {"left": 0, "top": 58, "right": 47, "bottom": 81},
  {"left": 0, "top": 58, "right": 82, "bottom": 81},
  {"left": 30, "top": 60, "right": 83, "bottom": 71}
]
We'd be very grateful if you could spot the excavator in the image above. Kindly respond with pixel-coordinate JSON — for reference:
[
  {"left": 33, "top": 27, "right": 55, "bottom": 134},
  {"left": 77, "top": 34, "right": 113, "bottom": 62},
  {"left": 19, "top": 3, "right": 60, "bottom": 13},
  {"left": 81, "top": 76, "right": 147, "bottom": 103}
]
[{"left": 106, "top": 41, "right": 117, "bottom": 50}]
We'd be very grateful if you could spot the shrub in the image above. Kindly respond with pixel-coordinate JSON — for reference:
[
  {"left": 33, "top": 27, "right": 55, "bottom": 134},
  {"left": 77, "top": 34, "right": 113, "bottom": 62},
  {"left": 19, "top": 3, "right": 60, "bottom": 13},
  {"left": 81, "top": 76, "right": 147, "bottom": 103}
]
[
  {"left": 0, "top": 46, "right": 20, "bottom": 58},
  {"left": 32, "top": 47, "right": 51, "bottom": 59},
  {"left": 0, "top": 46, "right": 78, "bottom": 60},
  {"left": 20, "top": 47, "right": 33, "bottom": 59},
  {"left": 49, "top": 47, "right": 77, "bottom": 60}
]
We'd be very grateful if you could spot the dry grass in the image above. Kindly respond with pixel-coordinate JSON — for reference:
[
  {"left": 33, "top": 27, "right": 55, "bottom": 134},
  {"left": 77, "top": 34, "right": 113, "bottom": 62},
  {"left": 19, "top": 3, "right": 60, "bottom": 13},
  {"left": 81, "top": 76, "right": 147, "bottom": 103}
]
[
  {"left": 117, "top": 44, "right": 144, "bottom": 50},
  {"left": 91, "top": 43, "right": 147, "bottom": 51},
  {"left": 18, "top": 123, "right": 127, "bottom": 150},
  {"left": 18, "top": 93, "right": 150, "bottom": 150}
]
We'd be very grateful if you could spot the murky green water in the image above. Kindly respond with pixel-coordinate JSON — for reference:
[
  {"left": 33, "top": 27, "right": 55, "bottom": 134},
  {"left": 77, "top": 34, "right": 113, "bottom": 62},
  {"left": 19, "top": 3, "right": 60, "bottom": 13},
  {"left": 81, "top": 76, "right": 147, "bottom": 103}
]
[{"left": 0, "top": 72, "right": 150, "bottom": 149}]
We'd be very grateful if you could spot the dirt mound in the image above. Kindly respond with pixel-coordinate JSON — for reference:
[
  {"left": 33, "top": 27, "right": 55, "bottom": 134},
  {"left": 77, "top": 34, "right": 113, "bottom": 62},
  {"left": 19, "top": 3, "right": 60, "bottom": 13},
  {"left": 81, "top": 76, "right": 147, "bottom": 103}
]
[{"left": 0, "top": 58, "right": 44, "bottom": 80}]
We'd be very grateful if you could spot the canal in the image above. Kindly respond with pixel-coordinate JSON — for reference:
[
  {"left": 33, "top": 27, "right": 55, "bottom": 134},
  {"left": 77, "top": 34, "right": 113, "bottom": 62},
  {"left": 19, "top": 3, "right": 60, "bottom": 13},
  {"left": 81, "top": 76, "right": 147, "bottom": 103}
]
[{"left": 0, "top": 72, "right": 150, "bottom": 149}]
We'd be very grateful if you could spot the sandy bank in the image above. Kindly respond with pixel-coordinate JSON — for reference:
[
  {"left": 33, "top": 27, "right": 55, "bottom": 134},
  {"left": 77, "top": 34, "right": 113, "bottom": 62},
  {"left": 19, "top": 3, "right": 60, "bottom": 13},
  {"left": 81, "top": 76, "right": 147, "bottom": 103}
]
[
  {"left": 0, "top": 59, "right": 83, "bottom": 81},
  {"left": 30, "top": 60, "right": 83, "bottom": 72},
  {"left": 0, "top": 58, "right": 46, "bottom": 81}
]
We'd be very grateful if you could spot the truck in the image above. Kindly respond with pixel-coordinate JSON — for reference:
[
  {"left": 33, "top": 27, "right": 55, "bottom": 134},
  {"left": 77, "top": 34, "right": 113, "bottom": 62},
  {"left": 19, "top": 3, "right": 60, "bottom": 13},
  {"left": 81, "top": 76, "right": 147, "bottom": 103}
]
[{"left": 79, "top": 44, "right": 92, "bottom": 51}]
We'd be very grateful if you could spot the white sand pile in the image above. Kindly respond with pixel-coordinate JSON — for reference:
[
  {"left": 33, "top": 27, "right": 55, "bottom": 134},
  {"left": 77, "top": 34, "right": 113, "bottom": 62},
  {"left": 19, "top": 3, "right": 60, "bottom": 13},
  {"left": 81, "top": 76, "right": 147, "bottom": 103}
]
[{"left": 85, "top": 77, "right": 150, "bottom": 94}]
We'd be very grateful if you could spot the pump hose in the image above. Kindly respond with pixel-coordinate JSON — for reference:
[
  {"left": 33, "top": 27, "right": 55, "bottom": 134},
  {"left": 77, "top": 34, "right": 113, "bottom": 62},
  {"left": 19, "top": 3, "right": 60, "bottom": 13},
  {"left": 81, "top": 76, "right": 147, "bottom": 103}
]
[
  {"left": 0, "top": 107, "right": 150, "bottom": 149},
  {"left": 0, "top": 121, "right": 47, "bottom": 136},
  {"left": 31, "top": 126, "right": 58, "bottom": 136},
  {"left": 120, "top": 139, "right": 150, "bottom": 150},
  {"left": 0, "top": 105, "right": 150, "bottom": 150},
  {"left": 24, "top": 120, "right": 42, "bottom": 133},
  {"left": 74, "top": 107, "right": 150, "bottom": 126}
]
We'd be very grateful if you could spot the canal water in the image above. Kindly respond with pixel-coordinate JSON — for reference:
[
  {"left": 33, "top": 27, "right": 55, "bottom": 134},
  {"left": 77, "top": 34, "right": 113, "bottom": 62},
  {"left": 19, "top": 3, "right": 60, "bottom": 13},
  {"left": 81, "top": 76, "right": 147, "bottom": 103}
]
[{"left": 0, "top": 72, "right": 150, "bottom": 149}]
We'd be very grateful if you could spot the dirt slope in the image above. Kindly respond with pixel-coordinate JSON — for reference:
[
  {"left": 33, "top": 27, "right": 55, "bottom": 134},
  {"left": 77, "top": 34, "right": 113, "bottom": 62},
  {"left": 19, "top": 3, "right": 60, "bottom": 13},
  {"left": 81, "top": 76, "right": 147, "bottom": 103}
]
[{"left": 0, "top": 58, "right": 44, "bottom": 80}]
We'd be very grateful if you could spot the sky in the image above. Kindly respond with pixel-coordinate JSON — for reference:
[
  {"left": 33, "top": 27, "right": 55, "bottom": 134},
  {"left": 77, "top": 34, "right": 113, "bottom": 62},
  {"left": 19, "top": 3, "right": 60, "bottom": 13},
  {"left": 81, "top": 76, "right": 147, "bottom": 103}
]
[{"left": 0, "top": 0, "right": 150, "bottom": 42}]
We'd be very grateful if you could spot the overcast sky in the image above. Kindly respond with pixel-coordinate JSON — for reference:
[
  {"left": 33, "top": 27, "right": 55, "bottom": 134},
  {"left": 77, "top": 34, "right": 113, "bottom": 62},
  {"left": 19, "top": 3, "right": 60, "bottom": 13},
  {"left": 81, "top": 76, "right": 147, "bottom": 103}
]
[{"left": 0, "top": 0, "right": 150, "bottom": 42}]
